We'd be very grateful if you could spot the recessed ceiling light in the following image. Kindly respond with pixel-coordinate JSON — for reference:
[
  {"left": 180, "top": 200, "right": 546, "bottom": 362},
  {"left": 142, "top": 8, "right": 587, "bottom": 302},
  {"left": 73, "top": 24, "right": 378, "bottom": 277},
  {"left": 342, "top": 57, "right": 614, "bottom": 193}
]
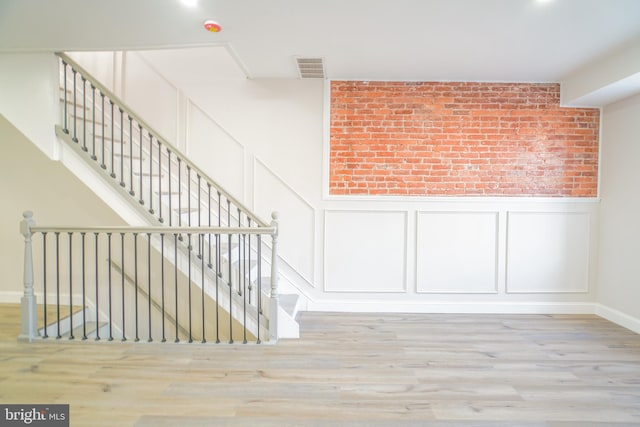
[{"left": 180, "top": 0, "right": 198, "bottom": 7}]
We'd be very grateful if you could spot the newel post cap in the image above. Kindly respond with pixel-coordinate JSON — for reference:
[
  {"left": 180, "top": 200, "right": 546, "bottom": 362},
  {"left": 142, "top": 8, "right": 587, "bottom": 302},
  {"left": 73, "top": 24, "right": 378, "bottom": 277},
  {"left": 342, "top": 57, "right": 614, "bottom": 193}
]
[{"left": 20, "top": 211, "right": 35, "bottom": 237}]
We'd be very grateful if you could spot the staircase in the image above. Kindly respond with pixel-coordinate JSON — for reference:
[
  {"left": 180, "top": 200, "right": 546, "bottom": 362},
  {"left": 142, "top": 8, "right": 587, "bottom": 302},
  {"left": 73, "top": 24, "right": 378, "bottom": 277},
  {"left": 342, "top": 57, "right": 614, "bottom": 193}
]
[{"left": 18, "top": 53, "right": 300, "bottom": 344}]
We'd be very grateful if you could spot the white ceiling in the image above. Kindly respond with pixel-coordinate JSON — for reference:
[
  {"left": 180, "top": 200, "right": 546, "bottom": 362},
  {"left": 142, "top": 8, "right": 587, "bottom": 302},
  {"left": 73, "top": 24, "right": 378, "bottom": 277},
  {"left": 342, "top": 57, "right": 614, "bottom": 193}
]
[{"left": 1, "top": 0, "right": 639, "bottom": 82}]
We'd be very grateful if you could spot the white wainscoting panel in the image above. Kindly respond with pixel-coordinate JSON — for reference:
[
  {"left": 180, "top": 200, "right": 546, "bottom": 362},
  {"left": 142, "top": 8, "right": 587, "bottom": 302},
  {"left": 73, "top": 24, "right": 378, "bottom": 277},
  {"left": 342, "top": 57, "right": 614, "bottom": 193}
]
[
  {"left": 68, "top": 51, "right": 116, "bottom": 93},
  {"left": 416, "top": 211, "right": 498, "bottom": 293},
  {"left": 186, "top": 102, "right": 244, "bottom": 198},
  {"left": 324, "top": 210, "right": 407, "bottom": 292},
  {"left": 254, "top": 159, "right": 315, "bottom": 283},
  {"left": 122, "top": 53, "right": 178, "bottom": 144},
  {"left": 506, "top": 212, "right": 591, "bottom": 293}
]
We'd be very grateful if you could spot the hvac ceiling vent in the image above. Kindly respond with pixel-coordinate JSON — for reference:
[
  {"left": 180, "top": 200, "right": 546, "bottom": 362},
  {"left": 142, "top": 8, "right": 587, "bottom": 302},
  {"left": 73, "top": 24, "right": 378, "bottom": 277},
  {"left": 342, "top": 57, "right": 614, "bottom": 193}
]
[{"left": 295, "top": 57, "right": 325, "bottom": 79}]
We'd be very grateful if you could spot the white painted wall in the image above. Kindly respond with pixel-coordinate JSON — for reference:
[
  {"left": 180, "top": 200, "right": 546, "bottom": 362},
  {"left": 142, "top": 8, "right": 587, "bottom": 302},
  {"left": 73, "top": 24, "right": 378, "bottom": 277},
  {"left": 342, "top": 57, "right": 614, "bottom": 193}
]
[
  {"left": 596, "top": 92, "right": 640, "bottom": 332},
  {"left": 561, "top": 35, "right": 640, "bottom": 107},
  {"left": 0, "top": 115, "right": 125, "bottom": 302},
  {"left": 0, "top": 53, "right": 59, "bottom": 159},
  {"left": 66, "top": 51, "right": 117, "bottom": 93}
]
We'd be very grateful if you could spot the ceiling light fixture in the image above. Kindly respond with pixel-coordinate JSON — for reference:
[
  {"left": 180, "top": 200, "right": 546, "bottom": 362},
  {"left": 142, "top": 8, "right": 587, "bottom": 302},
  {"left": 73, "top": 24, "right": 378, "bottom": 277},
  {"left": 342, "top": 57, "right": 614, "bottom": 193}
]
[
  {"left": 203, "top": 20, "right": 222, "bottom": 33},
  {"left": 180, "top": 0, "right": 198, "bottom": 7}
]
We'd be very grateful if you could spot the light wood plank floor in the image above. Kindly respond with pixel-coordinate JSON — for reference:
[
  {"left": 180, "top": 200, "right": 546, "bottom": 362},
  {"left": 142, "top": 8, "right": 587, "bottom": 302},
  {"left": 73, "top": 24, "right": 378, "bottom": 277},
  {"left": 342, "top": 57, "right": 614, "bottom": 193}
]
[{"left": 1, "top": 303, "right": 640, "bottom": 426}]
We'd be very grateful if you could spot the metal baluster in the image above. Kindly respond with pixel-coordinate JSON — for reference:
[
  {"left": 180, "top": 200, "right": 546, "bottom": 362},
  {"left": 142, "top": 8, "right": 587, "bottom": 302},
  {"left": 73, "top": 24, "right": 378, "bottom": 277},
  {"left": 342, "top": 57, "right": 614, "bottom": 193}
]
[
  {"left": 177, "top": 158, "right": 182, "bottom": 228},
  {"left": 94, "top": 232, "right": 100, "bottom": 341},
  {"left": 228, "top": 232, "right": 234, "bottom": 344},
  {"left": 119, "top": 109, "right": 125, "bottom": 187},
  {"left": 197, "top": 175, "right": 202, "bottom": 225},
  {"left": 55, "top": 232, "right": 61, "bottom": 339},
  {"left": 187, "top": 166, "right": 192, "bottom": 230},
  {"left": 42, "top": 232, "right": 48, "bottom": 339},
  {"left": 237, "top": 209, "right": 242, "bottom": 296},
  {"left": 62, "top": 60, "right": 68, "bottom": 134},
  {"left": 81, "top": 232, "right": 87, "bottom": 340},
  {"left": 228, "top": 201, "right": 233, "bottom": 343},
  {"left": 148, "top": 133, "right": 154, "bottom": 215},
  {"left": 197, "top": 174, "right": 201, "bottom": 259},
  {"left": 110, "top": 101, "right": 115, "bottom": 178},
  {"left": 158, "top": 141, "right": 163, "bottom": 223},
  {"left": 201, "top": 232, "right": 206, "bottom": 344},
  {"left": 188, "top": 233, "right": 192, "bottom": 343},
  {"left": 167, "top": 150, "right": 173, "bottom": 226},
  {"left": 81, "top": 77, "right": 87, "bottom": 152},
  {"left": 128, "top": 116, "right": 134, "bottom": 196},
  {"left": 174, "top": 233, "right": 179, "bottom": 343},
  {"left": 72, "top": 68, "right": 78, "bottom": 142},
  {"left": 215, "top": 230, "right": 220, "bottom": 344},
  {"left": 242, "top": 229, "right": 247, "bottom": 344},
  {"left": 100, "top": 92, "right": 106, "bottom": 169},
  {"left": 161, "top": 233, "right": 166, "bottom": 342},
  {"left": 207, "top": 183, "right": 212, "bottom": 269},
  {"left": 134, "top": 233, "right": 139, "bottom": 342},
  {"left": 257, "top": 234, "right": 262, "bottom": 344},
  {"left": 68, "top": 232, "right": 74, "bottom": 340},
  {"left": 147, "top": 233, "right": 152, "bottom": 342},
  {"left": 139, "top": 124, "right": 144, "bottom": 205},
  {"left": 107, "top": 233, "right": 113, "bottom": 341},
  {"left": 121, "top": 233, "right": 126, "bottom": 341},
  {"left": 217, "top": 191, "right": 222, "bottom": 277},
  {"left": 91, "top": 84, "right": 97, "bottom": 160},
  {"left": 248, "top": 218, "right": 252, "bottom": 306}
]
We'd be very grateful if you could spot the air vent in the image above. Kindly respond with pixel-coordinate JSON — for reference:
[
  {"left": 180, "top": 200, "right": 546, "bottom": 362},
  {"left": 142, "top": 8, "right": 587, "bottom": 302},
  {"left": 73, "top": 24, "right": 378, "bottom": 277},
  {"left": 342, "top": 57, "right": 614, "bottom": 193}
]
[{"left": 295, "top": 57, "right": 325, "bottom": 79}]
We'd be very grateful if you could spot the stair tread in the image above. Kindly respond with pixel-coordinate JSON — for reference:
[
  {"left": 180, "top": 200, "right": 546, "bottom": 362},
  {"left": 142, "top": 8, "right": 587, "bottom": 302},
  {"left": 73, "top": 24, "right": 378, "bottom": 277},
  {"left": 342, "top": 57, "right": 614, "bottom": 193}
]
[
  {"left": 279, "top": 294, "right": 299, "bottom": 317},
  {"left": 61, "top": 321, "right": 105, "bottom": 339}
]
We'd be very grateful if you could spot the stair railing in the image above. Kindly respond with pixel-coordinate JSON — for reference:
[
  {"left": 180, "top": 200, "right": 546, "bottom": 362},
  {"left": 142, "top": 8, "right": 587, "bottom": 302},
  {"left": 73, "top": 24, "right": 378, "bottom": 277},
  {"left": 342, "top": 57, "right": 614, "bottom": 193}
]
[
  {"left": 31, "top": 52, "right": 284, "bottom": 343},
  {"left": 56, "top": 52, "right": 267, "bottom": 229},
  {"left": 19, "top": 211, "right": 279, "bottom": 344}
]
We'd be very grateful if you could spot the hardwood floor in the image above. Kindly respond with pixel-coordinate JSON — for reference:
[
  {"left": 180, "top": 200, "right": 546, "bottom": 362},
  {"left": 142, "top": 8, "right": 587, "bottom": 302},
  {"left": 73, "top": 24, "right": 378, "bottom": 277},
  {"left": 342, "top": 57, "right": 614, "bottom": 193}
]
[{"left": 1, "top": 303, "right": 640, "bottom": 426}]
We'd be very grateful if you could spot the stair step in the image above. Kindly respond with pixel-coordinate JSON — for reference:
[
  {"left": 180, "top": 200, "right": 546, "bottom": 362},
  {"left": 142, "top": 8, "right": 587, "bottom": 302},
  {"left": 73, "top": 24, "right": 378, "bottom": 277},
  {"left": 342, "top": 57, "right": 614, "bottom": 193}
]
[
  {"left": 120, "top": 154, "right": 144, "bottom": 161},
  {"left": 61, "top": 321, "right": 105, "bottom": 340},
  {"left": 279, "top": 294, "right": 300, "bottom": 318},
  {"left": 176, "top": 207, "right": 199, "bottom": 214},
  {"left": 133, "top": 171, "right": 164, "bottom": 178}
]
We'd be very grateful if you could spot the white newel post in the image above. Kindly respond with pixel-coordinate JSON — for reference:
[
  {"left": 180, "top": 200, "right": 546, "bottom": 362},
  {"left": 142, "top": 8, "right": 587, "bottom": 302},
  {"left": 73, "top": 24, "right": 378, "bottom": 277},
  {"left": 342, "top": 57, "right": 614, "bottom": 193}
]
[
  {"left": 19, "top": 211, "right": 39, "bottom": 342},
  {"left": 269, "top": 212, "right": 280, "bottom": 342}
]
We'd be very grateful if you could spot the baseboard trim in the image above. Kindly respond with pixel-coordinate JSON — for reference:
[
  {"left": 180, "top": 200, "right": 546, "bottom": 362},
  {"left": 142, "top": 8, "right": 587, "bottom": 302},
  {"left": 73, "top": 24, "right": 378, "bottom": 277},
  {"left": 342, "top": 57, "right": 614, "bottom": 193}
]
[
  {"left": 307, "top": 300, "right": 640, "bottom": 334},
  {"left": 306, "top": 300, "right": 597, "bottom": 315},
  {"left": 0, "top": 292, "right": 81, "bottom": 305},
  {"left": 595, "top": 304, "right": 640, "bottom": 334},
  {"left": 0, "top": 291, "right": 23, "bottom": 303},
  {"left": 5, "top": 290, "right": 638, "bottom": 335}
]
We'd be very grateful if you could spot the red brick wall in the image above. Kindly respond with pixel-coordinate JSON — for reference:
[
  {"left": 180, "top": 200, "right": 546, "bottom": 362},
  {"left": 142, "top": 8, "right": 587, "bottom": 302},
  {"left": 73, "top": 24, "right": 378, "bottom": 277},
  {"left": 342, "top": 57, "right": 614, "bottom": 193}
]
[{"left": 330, "top": 81, "right": 599, "bottom": 196}]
